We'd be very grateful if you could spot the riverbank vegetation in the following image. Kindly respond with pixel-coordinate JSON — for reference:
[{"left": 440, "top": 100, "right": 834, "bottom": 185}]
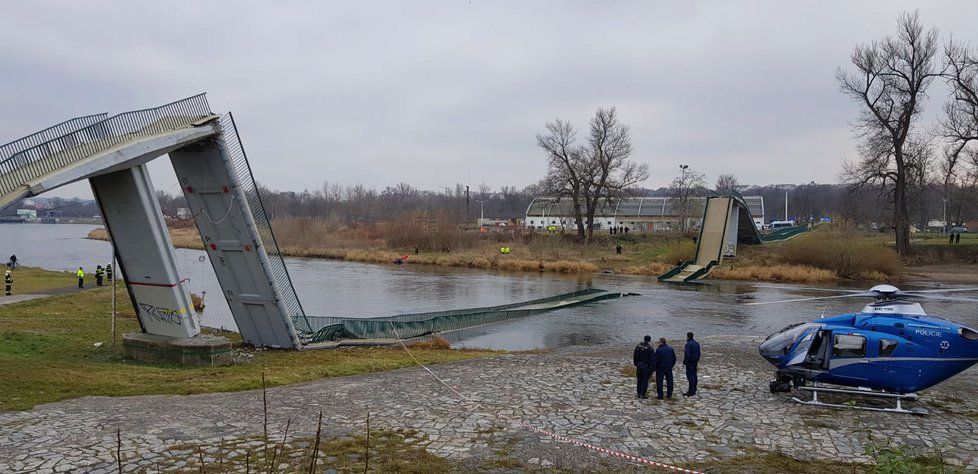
[
  {"left": 0, "top": 279, "right": 497, "bottom": 411},
  {"left": 84, "top": 219, "right": 968, "bottom": 283}
]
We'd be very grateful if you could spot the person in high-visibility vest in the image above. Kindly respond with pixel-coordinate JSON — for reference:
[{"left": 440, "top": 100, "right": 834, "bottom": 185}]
[
  {"left": 95, "top": 265, "right": 104, "bottom": 287},
  {"left": 4, "top": 270, "right": 11, "bottom": 296},
  {"left": 77, "top": 267, "right": 85, "bottom": 288},
  {"left": 105, "top": 263, "right": 113, "bottom": 282}
]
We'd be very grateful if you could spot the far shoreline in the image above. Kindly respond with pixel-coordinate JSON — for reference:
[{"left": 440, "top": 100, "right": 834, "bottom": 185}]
[{"left": 82, "top": 226, "right": 975, "bottom": 285}]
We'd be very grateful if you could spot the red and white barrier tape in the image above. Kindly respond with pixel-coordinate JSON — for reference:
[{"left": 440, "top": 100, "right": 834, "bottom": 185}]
[{"left": 389, "top": 323, "right": 703, "bottom": 474}]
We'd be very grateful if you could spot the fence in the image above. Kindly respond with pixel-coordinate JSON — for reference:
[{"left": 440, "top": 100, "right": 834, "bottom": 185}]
[
  {"left": 0, "top": 94, "right": 211, "bottom": 197},
  {"left": 1, "top": 114, "right": 107, "bottom": 160}
]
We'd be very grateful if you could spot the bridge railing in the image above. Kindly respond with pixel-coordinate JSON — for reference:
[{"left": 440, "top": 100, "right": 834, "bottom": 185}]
[
  {"left": 0, "top": 94, "right": 212, "bottom": 197},
  {"left": 1, "top": 113, "right": 108, "bottom": 161},
  {"left": 305, "top": 288, "right": 609, "bottom": 342},
  {"left": 220, "top": 113, "right": 313, "bottom": 335}
]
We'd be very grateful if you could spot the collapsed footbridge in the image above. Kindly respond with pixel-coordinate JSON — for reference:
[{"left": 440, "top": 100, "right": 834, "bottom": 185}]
[
  {"left": 658, "top": 193, "right": 809, "bottom": 283},
  {"left": 1, "top": 94, "right": 624, "bottom": 349}
]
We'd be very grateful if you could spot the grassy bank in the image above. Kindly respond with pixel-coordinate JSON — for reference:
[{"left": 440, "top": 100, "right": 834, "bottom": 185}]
[
  {"left": 2, "top": 266, "right": 79, "bottom": 294},
  {"left": 0, "top": 276, "right": 497, "bottom": 411},
  {"left": 88, "top": 220, "right": 956, "bottom": 283}
]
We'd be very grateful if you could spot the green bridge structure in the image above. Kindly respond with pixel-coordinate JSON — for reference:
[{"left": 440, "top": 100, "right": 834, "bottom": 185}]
[
  {"left": 1, "top": 94, "right": 626, "bottom": 351},
  {"left": 658, "top": 193, "right": 809, "bottom": 283}
]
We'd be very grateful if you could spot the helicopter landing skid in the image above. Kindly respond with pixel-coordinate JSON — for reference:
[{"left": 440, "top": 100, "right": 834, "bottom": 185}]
[{"left": 792, "top": 385, "right": 928, "bottom": 415}]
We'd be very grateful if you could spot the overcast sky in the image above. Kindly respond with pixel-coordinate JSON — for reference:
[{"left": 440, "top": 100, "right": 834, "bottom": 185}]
[{"left": 3, "top": 1, "right": 977, "bottom": 200}]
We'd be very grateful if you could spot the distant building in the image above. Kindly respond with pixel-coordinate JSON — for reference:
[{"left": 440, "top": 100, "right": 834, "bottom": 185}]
[
  {"left": 525, "top": 196, "right": 765, "bottom": 232},
  {"left": 16, "top": 209, "right": 37, "bottom": 220},
  {"left": 176, "top": 208, "right": 192, "bottom": 219}
]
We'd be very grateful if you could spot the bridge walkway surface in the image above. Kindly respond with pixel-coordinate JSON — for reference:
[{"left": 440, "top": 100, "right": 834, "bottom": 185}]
[{"left": 2, "top": 94, "right": 629, "bottom": 349}]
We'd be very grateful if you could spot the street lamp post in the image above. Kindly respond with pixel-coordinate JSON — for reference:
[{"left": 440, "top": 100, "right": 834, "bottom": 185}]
[
  {"left": 679, "top": 164, "right": 689, "bottom": 231},
  {"left": 475, "top": 199, "right": 489, "bottom": 223},
  {"left": 941, "top": 196, "right": 947, "bottom": 234}
]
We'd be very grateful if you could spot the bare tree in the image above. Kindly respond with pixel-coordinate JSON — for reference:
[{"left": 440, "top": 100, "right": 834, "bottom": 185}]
[
  {"left": 537, "top": 109, "right": 649, "bottom": 242},
  {"left": 537, "top": 119, "right": 588, "bottom": 240},
  {"left": 669, "top": 167, "right": 706, "bottom": 232},
  {"left": 940, "top": 39, "right": 978, "bottom": 228},
  {"left": 582, "top": 107, "right": 649, "bottom": 240},
  {"left": 837, "top": 11, "right": 942, "bottom": 256},
  {"left": 714, "top": 174, "right": 739, "bottom": 195}
]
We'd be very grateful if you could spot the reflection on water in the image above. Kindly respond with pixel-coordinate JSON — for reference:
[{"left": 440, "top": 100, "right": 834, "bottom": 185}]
[{"left": 3, "top": 223, "right": 976, "bottom": 351}]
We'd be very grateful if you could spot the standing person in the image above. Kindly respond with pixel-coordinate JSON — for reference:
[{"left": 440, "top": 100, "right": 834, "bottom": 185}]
[
  {"left": 8, "top": 254, "right": 17, "bottom": 269},
  {"left": 683, "top": 332, "right": 701, "bottom": 397},
  {"left": 633, "top": 335, "right": 655, "bottom": 399},
  {"left": 654, "top": 337, "right": 676, "bottom": 399},
  {"left": 950, "top": 232, "right": 955, "bottom": 244},
  {"left": 4, "top": 270, "right": 11, "bottom": 296},
  {"left": 956, "top": 232, "right": 962, "bottom": 244},
  {"left": 95, "top": 265, "right": 104, "bottom": 287},
  {"left": 105, "top": 263, "right": 113, "bottom": 282},
  {"left": 76, "top": 267, "right": 85, "bottom": 288}
]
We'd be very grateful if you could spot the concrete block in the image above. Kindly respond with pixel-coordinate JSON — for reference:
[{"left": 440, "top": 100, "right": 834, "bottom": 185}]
[{"left": 123, "top": 332, "right": 233, "bottom": 366}]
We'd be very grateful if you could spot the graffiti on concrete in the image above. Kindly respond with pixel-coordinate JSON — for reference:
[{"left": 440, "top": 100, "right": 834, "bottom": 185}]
[{"left": 138, "top": 303, "right": 189, "bottom": 326}]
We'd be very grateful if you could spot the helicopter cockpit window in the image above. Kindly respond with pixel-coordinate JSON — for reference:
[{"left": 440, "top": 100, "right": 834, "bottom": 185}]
[
  {"left": 961, "top": 327, "right": 978, "bottom": 341},
  {"left": 879, "top": 339, "right": 898, "bottom": 357},
  {"left": 832, "top": 334, "right": 866, "bottom": 358}
]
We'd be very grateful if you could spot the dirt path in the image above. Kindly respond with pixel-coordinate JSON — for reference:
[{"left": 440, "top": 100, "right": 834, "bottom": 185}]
[{"left": 905, "top": 263, "right": 978, "bottom": 285}]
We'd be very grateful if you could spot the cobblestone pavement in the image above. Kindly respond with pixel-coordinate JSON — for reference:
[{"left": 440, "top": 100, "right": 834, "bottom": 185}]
[{"left": 2, "top": 335, "right": 977, "bottom": 472}]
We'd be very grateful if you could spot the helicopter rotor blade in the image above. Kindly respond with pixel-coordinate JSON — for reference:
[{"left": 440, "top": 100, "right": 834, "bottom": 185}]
[
  {"left": 742, "top": 293, "right": 876, "bottom": 306},
  {"left": 907, "top": 294, "right": 978, "bottom": 304},
  {"left": 747, "top": 284, "right": 867, "bottom": 294},
  {"left": 901, "top": 287, "right": 978, "bottom": 294}
]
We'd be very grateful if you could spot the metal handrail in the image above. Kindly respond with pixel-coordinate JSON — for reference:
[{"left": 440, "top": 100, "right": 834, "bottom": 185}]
[
  {"left": 1, "top": 113, "right": 108, "bottom": 159},
  {"left": 0, "top": 94, "right": 211, "bottom": 197}
]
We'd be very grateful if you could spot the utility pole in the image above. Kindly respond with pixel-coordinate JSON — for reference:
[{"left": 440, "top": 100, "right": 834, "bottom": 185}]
[{"left": 465, "top": 185, "right": 470, "bottom": 220}]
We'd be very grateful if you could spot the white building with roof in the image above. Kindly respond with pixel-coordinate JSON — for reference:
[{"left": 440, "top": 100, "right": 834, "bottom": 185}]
[{"left": 524, "top": 196, "right": 764, "bottom": 232}]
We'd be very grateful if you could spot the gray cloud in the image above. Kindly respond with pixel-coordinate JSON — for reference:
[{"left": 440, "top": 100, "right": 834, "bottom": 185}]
[{"left": 2, "top": 0, "right": 976, "bottom": 199}]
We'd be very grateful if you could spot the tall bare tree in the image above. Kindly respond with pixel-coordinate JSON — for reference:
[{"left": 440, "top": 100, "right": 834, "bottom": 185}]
[
  {"left": 537, "top": 119, "right": 588, "bottom": 240},
  {"left": 940, "top": 39, "right": 978, "bottom": 227},
  {"left": 669, "top": 167, "right": 706, "bottom": 232},
  {"left": 537, "top": 108, "right": 648, "bottom": 242},
  {"left": 714, "top": 174, "right": 739, "bottom": 195},
  {"left": 582, "top": 107, "right": 649, "bottom": 240},
  {"left": 837, "top": 11, "right": 941, "bottom": 256}
]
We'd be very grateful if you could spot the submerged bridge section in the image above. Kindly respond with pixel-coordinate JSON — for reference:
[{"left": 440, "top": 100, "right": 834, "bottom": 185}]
[
  {"left": 1, "top": 94, "right": 309, "bottom": 348},
  {"left": 659, "top": 194, "right": 762, "bottom": 283}
]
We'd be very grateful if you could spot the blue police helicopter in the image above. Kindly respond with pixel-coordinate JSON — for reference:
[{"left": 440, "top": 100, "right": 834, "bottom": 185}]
[{"left": 748, "top": 284, "right": 978, "bottom": 414}]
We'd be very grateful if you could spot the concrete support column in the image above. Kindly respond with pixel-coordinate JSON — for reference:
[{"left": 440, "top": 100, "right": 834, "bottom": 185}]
[
  {"left": 90, "top": 165, "right": 200, "bottom": 338},
  {"left": 169, "top": 138, "right": 300, "bottom": 348}
]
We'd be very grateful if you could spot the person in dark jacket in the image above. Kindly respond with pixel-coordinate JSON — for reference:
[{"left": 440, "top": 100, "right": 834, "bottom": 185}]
[
  {"left": 654, "top": 338, "right": 676, "bottom": 399},
  {"left": 683, "top": 332, "right": 701, "bottom": 396},
  {"left": 633, "top": 335, "right": 655, "bottom": 399}
]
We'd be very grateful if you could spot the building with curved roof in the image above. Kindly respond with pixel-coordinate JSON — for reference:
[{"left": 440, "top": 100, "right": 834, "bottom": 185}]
[{"left": 524, "top": 195, "right": 764, "bottom": 232}]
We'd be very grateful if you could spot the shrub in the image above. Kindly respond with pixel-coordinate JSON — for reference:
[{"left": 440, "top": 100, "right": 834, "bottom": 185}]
[{"left": 776, "top": 231, "right": 903, "bottom": 280}]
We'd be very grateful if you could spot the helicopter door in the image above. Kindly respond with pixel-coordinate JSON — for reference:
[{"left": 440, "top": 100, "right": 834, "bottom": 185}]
[{"left": 802, "top": 330, "right": 831, "bottom": 370}]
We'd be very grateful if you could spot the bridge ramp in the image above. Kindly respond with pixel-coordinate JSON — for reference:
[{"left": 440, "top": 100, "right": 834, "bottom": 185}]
[{"left": 659, "top": 194, "right": 761, "bottom": 283}]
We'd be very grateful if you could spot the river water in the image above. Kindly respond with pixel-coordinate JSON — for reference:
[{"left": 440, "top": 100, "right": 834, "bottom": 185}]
[{"left": 2, "top": 224, "right": 974, "bottom": 350}]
